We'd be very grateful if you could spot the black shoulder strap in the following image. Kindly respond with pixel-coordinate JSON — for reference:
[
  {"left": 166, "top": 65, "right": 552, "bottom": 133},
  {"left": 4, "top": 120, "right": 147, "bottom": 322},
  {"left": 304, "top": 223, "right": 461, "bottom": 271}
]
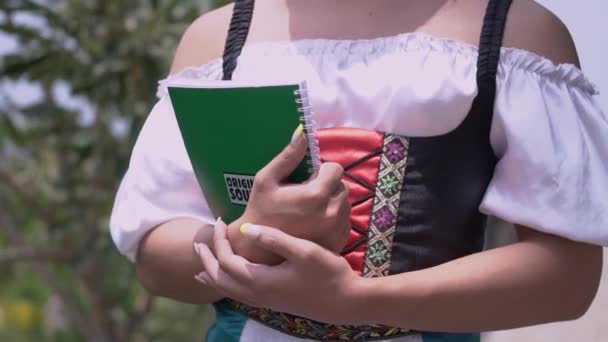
[
  {"left": 475, "top": 0, "right": 513, "bottom": 112},
  {"left": 222, "top": 0, "right": 255, "bottom": 80}
]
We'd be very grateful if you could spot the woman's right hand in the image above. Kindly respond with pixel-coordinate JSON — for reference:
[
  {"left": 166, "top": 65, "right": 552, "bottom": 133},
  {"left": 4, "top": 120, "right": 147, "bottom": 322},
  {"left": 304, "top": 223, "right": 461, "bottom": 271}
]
[{"left": 227, "top": 127, "right": 351, "bottom": 265}]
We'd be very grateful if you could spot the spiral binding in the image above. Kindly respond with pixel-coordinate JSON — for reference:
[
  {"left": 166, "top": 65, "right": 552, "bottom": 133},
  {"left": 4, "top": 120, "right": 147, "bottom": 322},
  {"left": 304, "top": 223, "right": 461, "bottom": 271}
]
[{"left": 294, "top": 82, "right": 320, "bottom": 174}]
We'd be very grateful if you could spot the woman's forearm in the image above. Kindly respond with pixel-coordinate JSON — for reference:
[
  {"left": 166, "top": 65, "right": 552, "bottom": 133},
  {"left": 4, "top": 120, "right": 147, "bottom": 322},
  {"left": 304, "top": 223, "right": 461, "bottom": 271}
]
[
  {"left": 354, "top": 226, "right": 603, "bottom": 332},
  {"left": 135, "top": 217, "right": 281, "bottom": 304},
  {"left": 135, "top": 218, "right": 223, "bottom": 304}
]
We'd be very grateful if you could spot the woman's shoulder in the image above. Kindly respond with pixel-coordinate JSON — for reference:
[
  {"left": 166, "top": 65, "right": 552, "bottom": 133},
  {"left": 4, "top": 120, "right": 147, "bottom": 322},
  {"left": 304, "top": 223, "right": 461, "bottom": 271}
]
[
  {"left": 168, "top": 3, "right": 235, "bottom": 75},
  {"left": 503, "top": 0, "right": 579, "bottom": 67}
]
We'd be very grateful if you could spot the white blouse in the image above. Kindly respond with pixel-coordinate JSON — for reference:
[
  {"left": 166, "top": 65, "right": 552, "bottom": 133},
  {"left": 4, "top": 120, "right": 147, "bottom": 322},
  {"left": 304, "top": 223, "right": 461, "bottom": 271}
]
[{"left": 110, "top": 32, "right": 608, "bottom": 262}]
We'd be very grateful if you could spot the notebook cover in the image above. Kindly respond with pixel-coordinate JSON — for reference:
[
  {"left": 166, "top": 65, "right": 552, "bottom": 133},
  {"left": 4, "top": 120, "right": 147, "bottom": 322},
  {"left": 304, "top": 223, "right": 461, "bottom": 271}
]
[{"left": 168, "top": 83, "right": 312, "bottom": 222}]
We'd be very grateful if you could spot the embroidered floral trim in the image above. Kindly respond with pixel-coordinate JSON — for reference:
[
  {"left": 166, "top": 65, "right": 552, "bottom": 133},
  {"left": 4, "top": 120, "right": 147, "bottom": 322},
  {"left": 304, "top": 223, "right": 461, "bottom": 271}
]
[
  {"left": 226, "top": 300, "right": 414, "bottom": 341},
  {"left": 363, "top": 135, "right": 409, "bottom": 277}
]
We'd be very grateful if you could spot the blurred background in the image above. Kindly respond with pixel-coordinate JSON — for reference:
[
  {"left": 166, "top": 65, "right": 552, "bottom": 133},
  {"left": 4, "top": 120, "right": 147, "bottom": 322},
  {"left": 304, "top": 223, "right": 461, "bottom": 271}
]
[
  {"left": 0, "top": 1, "right": 229, "bottom": 341},
  {"left": 0, "top": 1, "right": 605, "bottom": 342}
]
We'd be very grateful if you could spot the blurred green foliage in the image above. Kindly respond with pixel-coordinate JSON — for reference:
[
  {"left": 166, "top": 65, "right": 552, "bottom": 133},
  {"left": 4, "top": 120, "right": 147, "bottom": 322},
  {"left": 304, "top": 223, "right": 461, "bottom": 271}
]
[{"left": 0, "top": 0, "right": 230, "bottom": 341}]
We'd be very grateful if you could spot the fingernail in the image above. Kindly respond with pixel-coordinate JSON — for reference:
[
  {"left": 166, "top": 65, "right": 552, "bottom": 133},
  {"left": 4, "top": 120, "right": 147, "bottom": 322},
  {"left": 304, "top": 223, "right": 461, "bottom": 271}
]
[
  {"left": 240, "top": 223, "right": 261, "bottom": 238},
  {"left": 194, "top": 243, "right": 200, "bottom": 255},
  {"left": 216, "top": 221, "right": 226, "bottom": 233},
  {"left": 290, "top": 123, "right": 304, "bottom": 144},
  {"left": 194, "top": 272, "right": 208, "bottom": 285}
]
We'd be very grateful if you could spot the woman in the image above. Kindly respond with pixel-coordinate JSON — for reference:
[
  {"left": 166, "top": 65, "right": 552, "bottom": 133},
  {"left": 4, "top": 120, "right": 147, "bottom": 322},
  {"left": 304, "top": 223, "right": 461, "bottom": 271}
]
[{"left": 110, "top": 0, "right": 607, "bottom": 341}]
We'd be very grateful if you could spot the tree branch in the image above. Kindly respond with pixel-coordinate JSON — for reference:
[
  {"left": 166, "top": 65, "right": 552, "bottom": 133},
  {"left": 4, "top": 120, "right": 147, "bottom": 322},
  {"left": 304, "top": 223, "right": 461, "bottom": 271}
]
[
  {"left": 0, "top": 247, "right": 73, "bottom": 263},
  {"left": 79, "top": 260, "right": 120, "bottom": 342},
  {"left": 123, "top": 292, "right": 155, "bottom": 341}
]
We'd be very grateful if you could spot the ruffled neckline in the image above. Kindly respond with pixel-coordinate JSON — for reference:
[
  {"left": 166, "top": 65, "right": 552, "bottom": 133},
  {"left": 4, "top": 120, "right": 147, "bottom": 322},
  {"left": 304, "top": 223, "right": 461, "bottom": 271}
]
[{"left": 158, "top": 31, "right": 598, "bottom": 98}]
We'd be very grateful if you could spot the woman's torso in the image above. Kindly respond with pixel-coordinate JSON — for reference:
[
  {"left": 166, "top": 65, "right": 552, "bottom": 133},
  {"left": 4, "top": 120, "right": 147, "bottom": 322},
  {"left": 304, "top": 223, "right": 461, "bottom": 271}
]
[{"left": 165, "top": 1, "right": 585, "bottom": 341}]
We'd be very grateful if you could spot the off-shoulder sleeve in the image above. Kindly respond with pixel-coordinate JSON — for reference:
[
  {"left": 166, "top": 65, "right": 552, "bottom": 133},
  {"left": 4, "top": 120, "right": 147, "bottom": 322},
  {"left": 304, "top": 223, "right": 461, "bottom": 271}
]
[
  {"left": 482, "top": 56, "right": 608, "bottom": 246},
  {"left": 110, "top": 62, "right": 222, "bottom": 261}
]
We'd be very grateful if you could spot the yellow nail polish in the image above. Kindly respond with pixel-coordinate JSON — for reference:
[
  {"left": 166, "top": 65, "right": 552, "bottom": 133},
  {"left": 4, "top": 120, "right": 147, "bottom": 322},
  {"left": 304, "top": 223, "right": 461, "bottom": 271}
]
[
  {"left": 291, "top": 124, "right": 304, "bottom": 144},
  {"left": 240, "top": 223, "right": 248, "bottom": 235}
]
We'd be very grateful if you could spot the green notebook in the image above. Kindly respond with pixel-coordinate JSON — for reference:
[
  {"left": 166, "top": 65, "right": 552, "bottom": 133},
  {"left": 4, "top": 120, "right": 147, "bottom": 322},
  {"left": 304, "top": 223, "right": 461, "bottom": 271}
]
[{"left": 168, "top": 80, "right": 319, "bottom": 222}]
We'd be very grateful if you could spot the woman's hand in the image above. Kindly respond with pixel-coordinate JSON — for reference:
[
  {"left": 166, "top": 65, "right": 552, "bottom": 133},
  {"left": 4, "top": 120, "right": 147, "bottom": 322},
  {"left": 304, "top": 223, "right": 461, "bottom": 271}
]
[
  {"left": 196, "top": 218, "right": 362, "bottom": 325},
  {"left": 228, "top": 127, "right": 351, "bottom": 264}
]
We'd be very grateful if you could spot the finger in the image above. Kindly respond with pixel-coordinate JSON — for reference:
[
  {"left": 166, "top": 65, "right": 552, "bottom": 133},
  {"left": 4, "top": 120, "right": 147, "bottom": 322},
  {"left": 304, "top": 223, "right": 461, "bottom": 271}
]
[
  {"left": 328, "top": 187, "right": 352, "bottom": 253},
  {"left": 204, "top": 223, "right": 272, "bottom": 306},
  {"left": 195, "top": 242, "right": 291, "bottom": 303},
  {"left": 327, "top": 181, "right": 350, "bottom": 210},
  {"left": 256, "top": 124, "right": 308, "bottom": 183},
  {"left": 332, "top": 179, "right": 349, "bottom": 198},
  {"left": 197, "top": 268, "right": 260, "bottom": 306},
  {"left": 195, "top": 243, "right": 256, "bottom": 300},
  {"left": 307, "top": 162, "right": 344, "bottom": 195},
  {"left": 195, "top": 243, "right": 219, "bottom": 284},
  {"left": 326, "top": 184, "right": 351, "bottom": 224},
  {"left": 194, "top": 271, "right": 212, "bottom": 286},
  {"left": 240, "top": 223, "right": 321, "bottom": 263},
  {"left": 213, "top": 218, "right": 256, "bottom": 284},
  {"left": 213, "top": 218, "right": 234, "bottom": 258}
]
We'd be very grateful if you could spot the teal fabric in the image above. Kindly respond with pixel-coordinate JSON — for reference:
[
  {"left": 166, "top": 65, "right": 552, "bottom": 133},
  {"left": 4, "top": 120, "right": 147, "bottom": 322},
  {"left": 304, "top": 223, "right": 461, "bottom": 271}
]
[
  {"left": 422, "top": 332, "right": 480, "bottom": 342},
  {"left": 206, "top": 301, "right": 247, "bottom": 342}
]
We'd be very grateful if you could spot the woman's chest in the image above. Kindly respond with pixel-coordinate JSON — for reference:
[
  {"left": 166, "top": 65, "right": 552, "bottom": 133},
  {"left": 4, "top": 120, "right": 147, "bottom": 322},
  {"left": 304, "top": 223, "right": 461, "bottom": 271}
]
[{"left": 231, "top": 38, "right": 481, "bottom": 137}]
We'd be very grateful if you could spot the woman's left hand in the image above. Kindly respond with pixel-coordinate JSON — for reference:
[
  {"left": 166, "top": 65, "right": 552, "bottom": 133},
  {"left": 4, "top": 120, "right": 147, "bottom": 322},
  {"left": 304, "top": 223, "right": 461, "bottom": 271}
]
[{"left": 194, "top": 218, "right": 362, "bottom": 324}]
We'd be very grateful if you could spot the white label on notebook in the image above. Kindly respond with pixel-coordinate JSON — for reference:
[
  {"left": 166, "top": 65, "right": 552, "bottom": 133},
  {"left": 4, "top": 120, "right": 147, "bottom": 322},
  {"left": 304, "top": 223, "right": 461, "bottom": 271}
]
[{"left": 224, "top": 173, "right": 255, "bottom": 206}]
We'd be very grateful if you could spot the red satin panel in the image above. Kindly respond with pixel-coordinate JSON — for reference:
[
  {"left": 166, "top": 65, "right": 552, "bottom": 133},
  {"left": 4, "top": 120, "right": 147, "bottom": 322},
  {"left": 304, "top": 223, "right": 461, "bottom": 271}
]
[{"left": 316, "top": 127, "right": 384, "bottom": 275}]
